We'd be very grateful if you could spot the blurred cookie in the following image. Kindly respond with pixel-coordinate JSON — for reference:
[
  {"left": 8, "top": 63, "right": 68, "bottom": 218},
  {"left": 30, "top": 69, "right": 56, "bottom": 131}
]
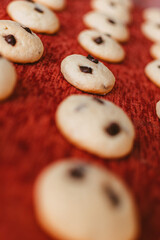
[
  {"left": 143, "top": 7, "right": 160, "bottom": 23},
  {"left": 141, "top": 21, "right": 160, "bottom": 42},
  {"left": 83, "top": 11, "right": 130, "bottom": 42},
  {"left": 78, "top": 30, "right": 125, "bottom": 63},
  {"left": 145, "top": 60, "right": 160, "bottom": 87},
  {"left": 7, "top": 1, "right": 60, "bottom": 34},
  {"left": 34, "top": 159, "right": 139, "bottom": 240},
  {"left": 56, "top": 95, "right": 135, "bottom": 158},
  {"left": 0, "top": 20, "right": 44, "bottom": 63},
  {"left": 150, "top": 43, "right": 160, "bottom": 59},
  {"left": 34, "top": 0, "right": 66, "bottom": 11},
  {"left": 91, "top": 0, "right": 132, "bottom": 24},
  {"left": 156, "top": 100, "right": 160, "bottom": 119},
  {"left": 0, "top": 55, "right": 17, "bottom": 100}
]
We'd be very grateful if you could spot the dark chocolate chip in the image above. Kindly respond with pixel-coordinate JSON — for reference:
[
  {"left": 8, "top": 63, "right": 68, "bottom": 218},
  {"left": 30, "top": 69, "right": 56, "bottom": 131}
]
[
  {"left": 108, "top": 19, "right": 116, "bottom": 24},
  {"left": 79, "top": 66, "right": 92, "bottom": 74},
  {"left": 34, "top": 7, "right": 44, "bottom": 13},
  {"left": 93, "top": 36, "right": 104, "bottom": 44},
  {"left": 93, "top": 97, "right": 104, "bottom": 104},
  {"left": 158, "top": 65, "right": 160, "bottom": 68},
  {"left": 4, "top": 35, "right": 16, "bottom": 46},
  {"left": 87, "top": 54, "right": 99, "bottom": 64},
  {"left": 105, "top": 123, "right": 121, "bottom": 136},
  {"left": 22, "top": 26, "right": 32, "bottom": 34},
  {"left": 26, "top": 0, "right": 34, "bottom": 2},
  {"left": 104, "top": 185, "right": 120, "bottom": 207},
  {"left": 69, "top": 165, "right": 85, "bottom": 179},
  {"left": 75, "top": 104, "right": 86, "bottom": 111}
]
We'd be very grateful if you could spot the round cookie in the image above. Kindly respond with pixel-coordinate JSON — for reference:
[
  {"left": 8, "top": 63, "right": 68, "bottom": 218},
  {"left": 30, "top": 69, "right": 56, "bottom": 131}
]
[
  {"left": 34, "top": 0, "right": 66, "bottom": 11},
  {"left": 150, "top": 43, "right": 160, "bottom": 59},
  {"left": 34, "top": 159, "right": 139, "bottom": 240},
  {"left": 144, "top": 60, "right": 160, "bottom": 87},
  {"left": 61, "top": 54, "right": 115, "bottom": 95},
  {"left": 78, "top": 30, "right": 125, "bottom": 63},
  {"left": 56, "top": 95, "right": 135, "bottom": 158},
  {"left": 0, "top": 55, "right": 17, "bottom": 100},
  {"left": 91, "top": 0, "right": 132, "bottom": 24},
  {"left": 156, "top": 100, "right": 160, "bottom": 119},
  {"left": 7, "top": 1, "right": 60, "bottom": 34},
  {"left": 143, "top": 7, "right": 160, "bottom": 23},
  {"left": 0, "top": 20, "right": 44, "bottom": 63},
  {"left": 83, "top": 11, "right": 130, "bottom": 43},
  {"left": 141, "top": 21, "right": 160, "bottom": 42}
]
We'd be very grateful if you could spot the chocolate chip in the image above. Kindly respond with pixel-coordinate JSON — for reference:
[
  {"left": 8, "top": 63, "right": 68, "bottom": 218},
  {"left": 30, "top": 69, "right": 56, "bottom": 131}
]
[
  {"left": 93, "top": 97, "right": 104, "bottom": 104},
  {"left": 106, "top": 33, "right": 111, "bottom": 37},
  {"left": 93, "top": 36, "right": 104, "bottom": 44},
  {"left": 75, "top": 104, "right": 86, "bottom": 111},
  {"left": 157, "top": 24, "right": 160, "bottom": 28},
  {"left": 104, "top": 185, "right": 120, "bottom": 207},
  {"left": 22, "top": 26, "right": 32, "bottom": 34},
  {"left": 110, "top": 1, "right": 116, "bottom": 6},
  {"left": 158, "top": 65, "right": 160, "bottom": 68},
  {"left": 4, "top": 35, "right": 16, "bottom": 46},
  {"left": 69, "top": 166, "right": 85, "bottom": 179},
  {"left": 34, "top": 7, "right": 44, "bottom": 13},
  {"left": 87, "top": 54, "right": 99, "bottom": 64},
  {"left": 108, "top": 19, "right": 116, "bottom": 24},
  {"left": 26, "top": 0, "right": 34, "bottom": 2},
  {"left": 105, "top": 123, "right": 121, "bottom": 136},
  {"left": 79, "top": 66, "right": 92, "bottom": 74}
]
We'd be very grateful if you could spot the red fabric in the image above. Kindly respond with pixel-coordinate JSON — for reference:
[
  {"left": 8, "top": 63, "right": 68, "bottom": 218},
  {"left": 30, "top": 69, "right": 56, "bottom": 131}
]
[{"left": 0, "top": 0, "right": 160, "bottom": 239}]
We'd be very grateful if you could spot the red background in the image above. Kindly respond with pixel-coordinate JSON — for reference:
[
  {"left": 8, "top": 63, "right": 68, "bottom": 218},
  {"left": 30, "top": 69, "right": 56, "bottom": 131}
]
[{"left": 0, "top": 0, "right": 160, "bottom": 239}]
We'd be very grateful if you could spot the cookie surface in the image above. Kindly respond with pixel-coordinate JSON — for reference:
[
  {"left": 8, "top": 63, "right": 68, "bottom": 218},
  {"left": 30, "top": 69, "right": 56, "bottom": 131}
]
[
  {"left": 141, "top": 21, "right": 160, "bottom": 42},
  {"left": 56, "top": 95, "right": 135, "bottom": 158},
  {"left": 7, "top": 1, "right": 60, "bottom": 34},
  {"left": 78, "top": 30, "right": 125, "bottom": 63},
  {"left": 91, "top": 0, "right": 132, "bottom": 24},
  {"left": 83, "top": 11, "right": 129, "bottom": 42},
  {"left": 150, "top": 43, "right": 160, "bottom": 59},
  {"left": 34, "top": 159, "right": 139, "bottom": 240},
  {"left": 0, "top": 56, "right": 17, "bottom": 100},
  {"left": 34, "top": 0, "right": 66, "bottom": 11},
  {"left": 0, "top": 20, "right": 44, "bottom": 63},
  {"left": 143, "top": 7, "right": 160, "bottom": 23},
  {"left": 156, "top": 100, "right": 160, "bottom": 119},
  {"left": 145, "top": 60, "right": 160, "bottom": 87},
  {"left": 61, "top": 54, "right": 115, "bottom": 95}
]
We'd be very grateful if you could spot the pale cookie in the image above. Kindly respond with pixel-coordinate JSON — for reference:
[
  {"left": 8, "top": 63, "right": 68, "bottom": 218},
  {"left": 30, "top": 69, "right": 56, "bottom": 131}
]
[
  {"left": 0, "top": 20, "right": 44, "bottom": 63},
  {"left": 150, "top": 43, "right": 160, "bottom": 59},
  {"left": 56, "top": 95, "right": 135, "bottom": 158},
  {"left": 78, "top": 30, "right": 125, "bottom": 63},
  {"left": 141, "top": 21, "right": 160, "bottom": 42},
  {"left": 34, "top": 159, "right": 139, "bottom": 240},
  {"left": 34, "top": 0, "right": 66, "bottom": 11},
  {"left": 144, "top": 60, "right": 160, "bottom": 87},
  {"left": 91, "top": 0, "right": 132, "bottom": 24},
  {"left": 7, "top": 1, "right": 60, "bottom": 34},
  {"left": 83, "top": 11, "right": 129, "bottom": 43},
  {"left": 143, "top": 8, "right": 160, "bottom": 23},
  {"left": 61, "top": 54, "right": 115, "bottom": 95},
  {"left": 156, "top": 100, "right": 160, "bottom": 119},
  {"left": 0, "top": 55, "right": 17, "bottom": 100}
]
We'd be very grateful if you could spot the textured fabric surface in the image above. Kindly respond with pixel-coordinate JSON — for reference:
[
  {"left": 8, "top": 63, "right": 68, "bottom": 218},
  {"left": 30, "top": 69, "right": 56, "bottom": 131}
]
[{"left": 0, "top": 0, "right": 160, "bottom": 240}]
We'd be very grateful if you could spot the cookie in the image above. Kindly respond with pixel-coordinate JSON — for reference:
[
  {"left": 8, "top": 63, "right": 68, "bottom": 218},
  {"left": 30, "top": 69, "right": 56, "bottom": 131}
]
[
  {"left": 91, "top": 0, "right": 132, "bottom": 24},
  {"left": 61, "top": 54, "right": 115, "bottom": 95},
  {"left": 56, "top": 95, "right": 135, "bottom": 158},
  {"left": 34, "top": 0, "right": 66, "bottom": 11},
  {"left": 156, "top": 100, "right": 160, "bottom": 119},
  {"left": 150, "top": 43, "right": 160, "bottom": 59},
  {"left": 34, "top": 159, "right": 139, "bottom": 240},
  {"left": 0, "top": 55, "right": 17, "bottom": 100},
  {"left": 141, "top": 21, "right": 160, "bottom": 42},
  {"left": 7, "top": 1, "right": 60, "bottom": 34},
  {"left": 0, "top": 20, "right": 44, "bottom": 63},
  {"left": 144, "top": 60, "right": 160, "bottom": 87},
  {"left": 143, "top": 7, "right": 160, "bottom": 23},
  {"left": 83, "top": 11, "right": 129, "bottom": 42},
  {"left": 78, "top": 30, "right": 125, "bottom": 63}
]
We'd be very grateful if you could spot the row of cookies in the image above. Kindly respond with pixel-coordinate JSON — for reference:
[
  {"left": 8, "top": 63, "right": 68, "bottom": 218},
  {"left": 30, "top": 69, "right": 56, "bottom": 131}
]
[
  {"left": 0, "top": 0, "right": 66, "bottom": 100},
  {"left": 141, "top": 7, "right": 160, "bottom": 119}
]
